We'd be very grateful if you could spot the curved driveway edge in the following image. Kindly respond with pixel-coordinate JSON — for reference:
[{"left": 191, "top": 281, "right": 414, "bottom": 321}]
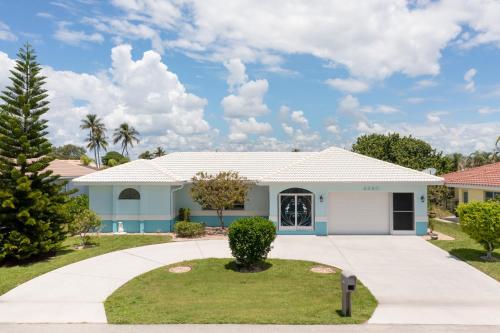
[{"left": 0, "top": 236, "right": 499, "bottom": 325}]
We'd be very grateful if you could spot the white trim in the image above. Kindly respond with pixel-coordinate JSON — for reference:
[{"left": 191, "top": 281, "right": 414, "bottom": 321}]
[
  {"left": 446, "top": 184, "right": 500, "bottom": 191},
  {"left": 190, "top": 210, "right": 269, "bottom": 217},
  {"left": 100, "top": 214, "right": 172, "bottom": 220}
]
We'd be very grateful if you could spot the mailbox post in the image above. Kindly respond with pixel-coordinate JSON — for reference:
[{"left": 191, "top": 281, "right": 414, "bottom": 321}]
[{"left": 341, "top": 270, "right": 357, "bottom": 316}]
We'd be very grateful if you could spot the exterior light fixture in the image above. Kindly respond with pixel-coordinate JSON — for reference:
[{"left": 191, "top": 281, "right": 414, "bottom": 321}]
[
  {"left": 320, "top": 195, "right": 324, "bottom": 203},
  {"left": 420, "top": 195, "right": 425, "bottom": 203}
]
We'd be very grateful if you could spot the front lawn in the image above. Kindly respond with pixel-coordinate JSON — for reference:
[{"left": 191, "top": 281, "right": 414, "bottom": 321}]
[
  {"left": 430, "top": 220, "right": 499, "bottom": 281},
  {"left": 105, "top": 258, "right": 377, "bottom": 324},
  {"left": 0, "top": 235, "right": 171, "bottom": 295}
]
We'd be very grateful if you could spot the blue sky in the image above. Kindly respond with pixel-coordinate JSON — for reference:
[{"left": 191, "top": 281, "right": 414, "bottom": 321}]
[{"left": 0, "top": 0, "right": 499, "bottom": 156}]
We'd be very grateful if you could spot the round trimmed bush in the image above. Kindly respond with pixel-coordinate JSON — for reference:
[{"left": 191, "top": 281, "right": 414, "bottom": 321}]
[
  {"left": 228, "top": 217, "right": 276, "bottom": 267},
  {"left": 174, "top": 221, "right": 205, "bottom": 238}
]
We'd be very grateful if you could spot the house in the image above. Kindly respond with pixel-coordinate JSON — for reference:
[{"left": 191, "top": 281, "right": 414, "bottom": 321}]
[
  {"left": 47, "top": 159, "right": 97, "bottom": 196},
  {"left": 442, "top": 162, "right": 500, "bottom": 205},
  {"left": 73, "top": 146, "right": 442, "bottom": 235}
]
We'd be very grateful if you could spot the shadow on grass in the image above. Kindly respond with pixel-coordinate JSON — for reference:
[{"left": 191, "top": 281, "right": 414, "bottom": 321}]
[
  {"left": 449, "top": 248, "right": 500, "bottom": 263},
  {"left": 224, "top": 260, "right": 273, "bottom": 273}
]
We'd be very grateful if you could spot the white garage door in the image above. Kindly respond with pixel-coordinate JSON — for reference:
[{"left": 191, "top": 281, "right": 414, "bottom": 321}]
[{"left": 328, "top": 192, "right": 390, "bottom": 234}]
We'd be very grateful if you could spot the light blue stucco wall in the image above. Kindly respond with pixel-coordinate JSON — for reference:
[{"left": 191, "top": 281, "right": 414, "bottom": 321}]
[
  {"left": 89, "top": 185, "right": 172, "bottom": 233},
  {"left": 172, "top": 184, "right": 269, "bottom": 227},
  {"left": 267, "top": 182, "right": 428, "bottom": 236},
  {"left": 90, "top": 182, "right": 429, "bottom": 235}
]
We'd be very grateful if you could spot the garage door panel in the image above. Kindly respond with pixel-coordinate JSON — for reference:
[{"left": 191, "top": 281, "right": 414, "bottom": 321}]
[{"left": 328, "top": 192, "right": 390, "bottom": 234}]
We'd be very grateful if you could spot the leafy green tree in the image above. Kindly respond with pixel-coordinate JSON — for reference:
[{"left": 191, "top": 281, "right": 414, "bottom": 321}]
[
  {"left": 112, "top": 122, "right": 140, "bottom": 157},
  {"left": 191, "top": 171, "right": 250, "bottom": 228},
  {"left": 80, "top": 154, "right": 93, "bottom": 166},
  {"left": 51, "top": 144, "right": 86, "bottom": 159},
  {"left": 138, "top": 150, "right": 153, "bottom": 159},
  {"left": 0, "top": 43, "right": 70, "bottom": 262},
  {"left": 80, "top": 114, "right": 107, "bottom": 168},
  {"left": 101, "top": 151, "right": 129, "bottom": 167},
  {"left": 457, "top": 201, "right": 500, "bottom": 260},
  {"left": 153, "top": 146, "right": 166, "bottom": 157},
  {"left": 352, "top": 133, "right": 452, "bottom": 174},
  {"left": 65, "top": 195, "right": 101, "bottom": 247}
]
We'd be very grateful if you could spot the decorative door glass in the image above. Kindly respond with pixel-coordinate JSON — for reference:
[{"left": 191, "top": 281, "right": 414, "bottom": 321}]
[{"left": 279, "top": 193, "right": 313, "bottom": 229}]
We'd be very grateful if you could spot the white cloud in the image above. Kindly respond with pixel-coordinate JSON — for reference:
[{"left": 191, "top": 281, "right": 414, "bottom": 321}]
[
  {"left": 406, "top": 97, "right": 427, "bottom": 104},
  {"left": 282, "top": 123, "right": 294, "bottom": 136},
  {"left": 228, "top": 117, "right": 272, "bottom": 142},
  {"left": 426, "top": 111, "right": 449, "bottom": 123},
  {"left": 464, "top": 68, "right": 477, "bottom": 92},
  {"left": 224, "top": 58, "right": 248, "bottom": 91},
  {"left": 356, "top": 121, "right": 386, "bottom": 134},
  {"left": 0, "top": 21, "right": 16, "bottom": 41},
  {"left": 477, "top": 107, "right": 500, "bottom": 114},
  {"left": 413, "top": 79, "right": 438, "bottom": 90},
  {"left": 0, "top": 45, "right": 214, "bottom": 152},
  {"left": 54, "top": 21, "right": 104, "bottom": 46},
  {"left": 36, "top": 12, "right": 54, "bottom": 19},
  {"left": 91, "top": 0, "right": 500, "bottom": 81},
  {"left": 325, "top": 120, "right": 340, "bottom": 134},
  {"left": 338, "top": 95, "right": 399, "bottom": 116},
  {"left": 325, "top": 78, "right": 370, "bottom": 93},
  {"left": 290, "top": 110, "right": 309, "bottom": 128},
  {"left": 0, "top": 52, "right": 15, "bottom": 89}
]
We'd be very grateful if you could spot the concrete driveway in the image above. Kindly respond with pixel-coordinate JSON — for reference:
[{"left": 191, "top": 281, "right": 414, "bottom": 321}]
[{"left": 0, "top": 236, "right": 499, "bottom": 325}]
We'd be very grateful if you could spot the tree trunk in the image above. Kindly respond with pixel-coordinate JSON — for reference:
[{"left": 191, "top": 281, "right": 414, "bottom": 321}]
[
  {"left": 93, "top": 149, "right": 98, "bottom": 169},
  {"left": 485, "top": 242, "right": 494, "bottom": 260},
  {"left": 218, "top": 209, "right": 224, "bottom": 228}
]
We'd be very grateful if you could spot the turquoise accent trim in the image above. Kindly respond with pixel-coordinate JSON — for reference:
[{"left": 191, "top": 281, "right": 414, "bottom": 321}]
[
  {"left": 189, "top": 215, "right": 268, "bottom": 227},
  {"left": 416, "top": 221, "right": 427, "bottom": 236},
  {"left": 276, "top": 221, "right": 327, "bottom": 236},
  {"left": 100, "top": 220, "right": 172, "bottom": 233}
]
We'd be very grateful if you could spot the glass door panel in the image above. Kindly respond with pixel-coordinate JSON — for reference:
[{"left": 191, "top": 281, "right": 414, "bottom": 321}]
[
  {"left": 280, "top": 195, "right": 296, "bottom": 227},
  {"left": 296, "top": 195, "right": 312, "bottom": 227}
]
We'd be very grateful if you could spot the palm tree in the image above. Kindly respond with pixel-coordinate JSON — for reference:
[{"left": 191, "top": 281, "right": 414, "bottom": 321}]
[
  {"left": 113, "top": 123, "right": 140, "bottom": 156},
  {"left": 80, "top": 114, "right": 106, "bottom": 168},
  {"left": 153, "top": 146, "right": 166, "bottom": 157},
  {"left": 95, "top": 129, "right": 108, "bottom": 167},
  {"left": 138, "top": 150, "right": 153, "bottom": 159}
]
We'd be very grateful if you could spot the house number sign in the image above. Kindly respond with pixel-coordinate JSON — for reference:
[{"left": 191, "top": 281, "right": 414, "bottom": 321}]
[{"left": 362, "top": 185, "right": 380, "bottom": 191}]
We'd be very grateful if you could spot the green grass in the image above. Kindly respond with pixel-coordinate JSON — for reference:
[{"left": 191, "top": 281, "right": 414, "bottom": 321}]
[
  {"left": 0, "top": 235, "right": 171, "bottom": 295},
  {"left": 105, "top": 258, "right": 377, "bottom": 324},
  {"left": 430, "top": 220, "right": 500, "bottom": 281}
]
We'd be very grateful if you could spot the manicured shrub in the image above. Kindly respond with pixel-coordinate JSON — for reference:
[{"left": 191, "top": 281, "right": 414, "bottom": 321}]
[
  {"left": 457, "top": 201, "right": 500, "bottom": 260},
  {"left": 228, "top": 217, "right": 276, "bottom": 268},
  {"left": 178, "top": 208, "right": 191, "bottom": 222},
  {"left": 174, "top": 221, "right": 204, "bottom": 238}
]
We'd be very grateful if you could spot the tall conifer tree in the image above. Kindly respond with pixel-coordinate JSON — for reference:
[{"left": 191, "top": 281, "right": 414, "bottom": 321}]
[{"left": 0, "top": 43, "right": 69, "bottom": 262}]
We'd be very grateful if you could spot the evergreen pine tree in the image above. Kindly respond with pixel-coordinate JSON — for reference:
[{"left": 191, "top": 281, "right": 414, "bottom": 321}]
[{"left": 0, "top": 43, "right": 70, "bottom": 262}]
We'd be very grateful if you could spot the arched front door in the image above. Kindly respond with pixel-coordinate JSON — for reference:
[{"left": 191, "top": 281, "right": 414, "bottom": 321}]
[{"left": 278, "top": 188, "right": 314, "bottom": 230}]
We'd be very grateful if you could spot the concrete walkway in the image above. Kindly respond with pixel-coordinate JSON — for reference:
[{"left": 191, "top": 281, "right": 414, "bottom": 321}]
[
  {"left": 1, "top": 324, "right": 499, "bottom": 333},
  {"left": 0, "top": 236, "right": 499, "bottom": 325}
]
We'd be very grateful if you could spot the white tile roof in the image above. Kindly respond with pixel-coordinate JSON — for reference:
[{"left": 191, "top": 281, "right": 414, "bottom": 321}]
[
  {"left": 73, "top": 147, "right": 443, "bottom": 184},
  {"left": 152, "top": 152, "right": 314, "bottom": 181},
  {"left": 260, "top": 146, "right": 443, "bottom": 183},
  {"left": 73, "top": 159, "right": 180, "bottom": 184}
]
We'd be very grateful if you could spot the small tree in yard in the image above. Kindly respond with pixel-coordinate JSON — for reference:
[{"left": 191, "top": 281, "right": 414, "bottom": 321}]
[
  {"left": 66, "top": 195, "right": 101, "bottom": 247},
  {"left": 190, "top": 171, "right": 249, "bottom": 228},
  {"left": 457, "top": 201, "right": 500, "bottom": 260}
]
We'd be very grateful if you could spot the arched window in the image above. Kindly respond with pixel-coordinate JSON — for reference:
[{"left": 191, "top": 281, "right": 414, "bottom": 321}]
[
  {"left": 279, "top": 188, "right": 313, "bottom": 230},
  {"left": 118, "top": 188, "right": 140, "bottom": 200}
]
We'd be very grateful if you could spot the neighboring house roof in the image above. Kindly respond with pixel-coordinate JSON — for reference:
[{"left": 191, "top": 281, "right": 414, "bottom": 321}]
[
  {"left": 46, "top": 159, "right": 96, "bottom": 178},
  {"left": 73, "top": 159, "right": 180, "bottom": 184},
  {"left": 73, "top": 146, "right": 443, "bottom": 185},
  {"left": 260, "top": 146, "right": 443, "bottom": 183},
  {"left": 442, "top": 162, "right": 500, "bottom": 189}
]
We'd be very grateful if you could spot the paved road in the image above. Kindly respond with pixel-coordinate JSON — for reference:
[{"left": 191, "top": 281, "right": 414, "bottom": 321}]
[{"left": 0, "top": 236, "right": 499, "bottom": 325}]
